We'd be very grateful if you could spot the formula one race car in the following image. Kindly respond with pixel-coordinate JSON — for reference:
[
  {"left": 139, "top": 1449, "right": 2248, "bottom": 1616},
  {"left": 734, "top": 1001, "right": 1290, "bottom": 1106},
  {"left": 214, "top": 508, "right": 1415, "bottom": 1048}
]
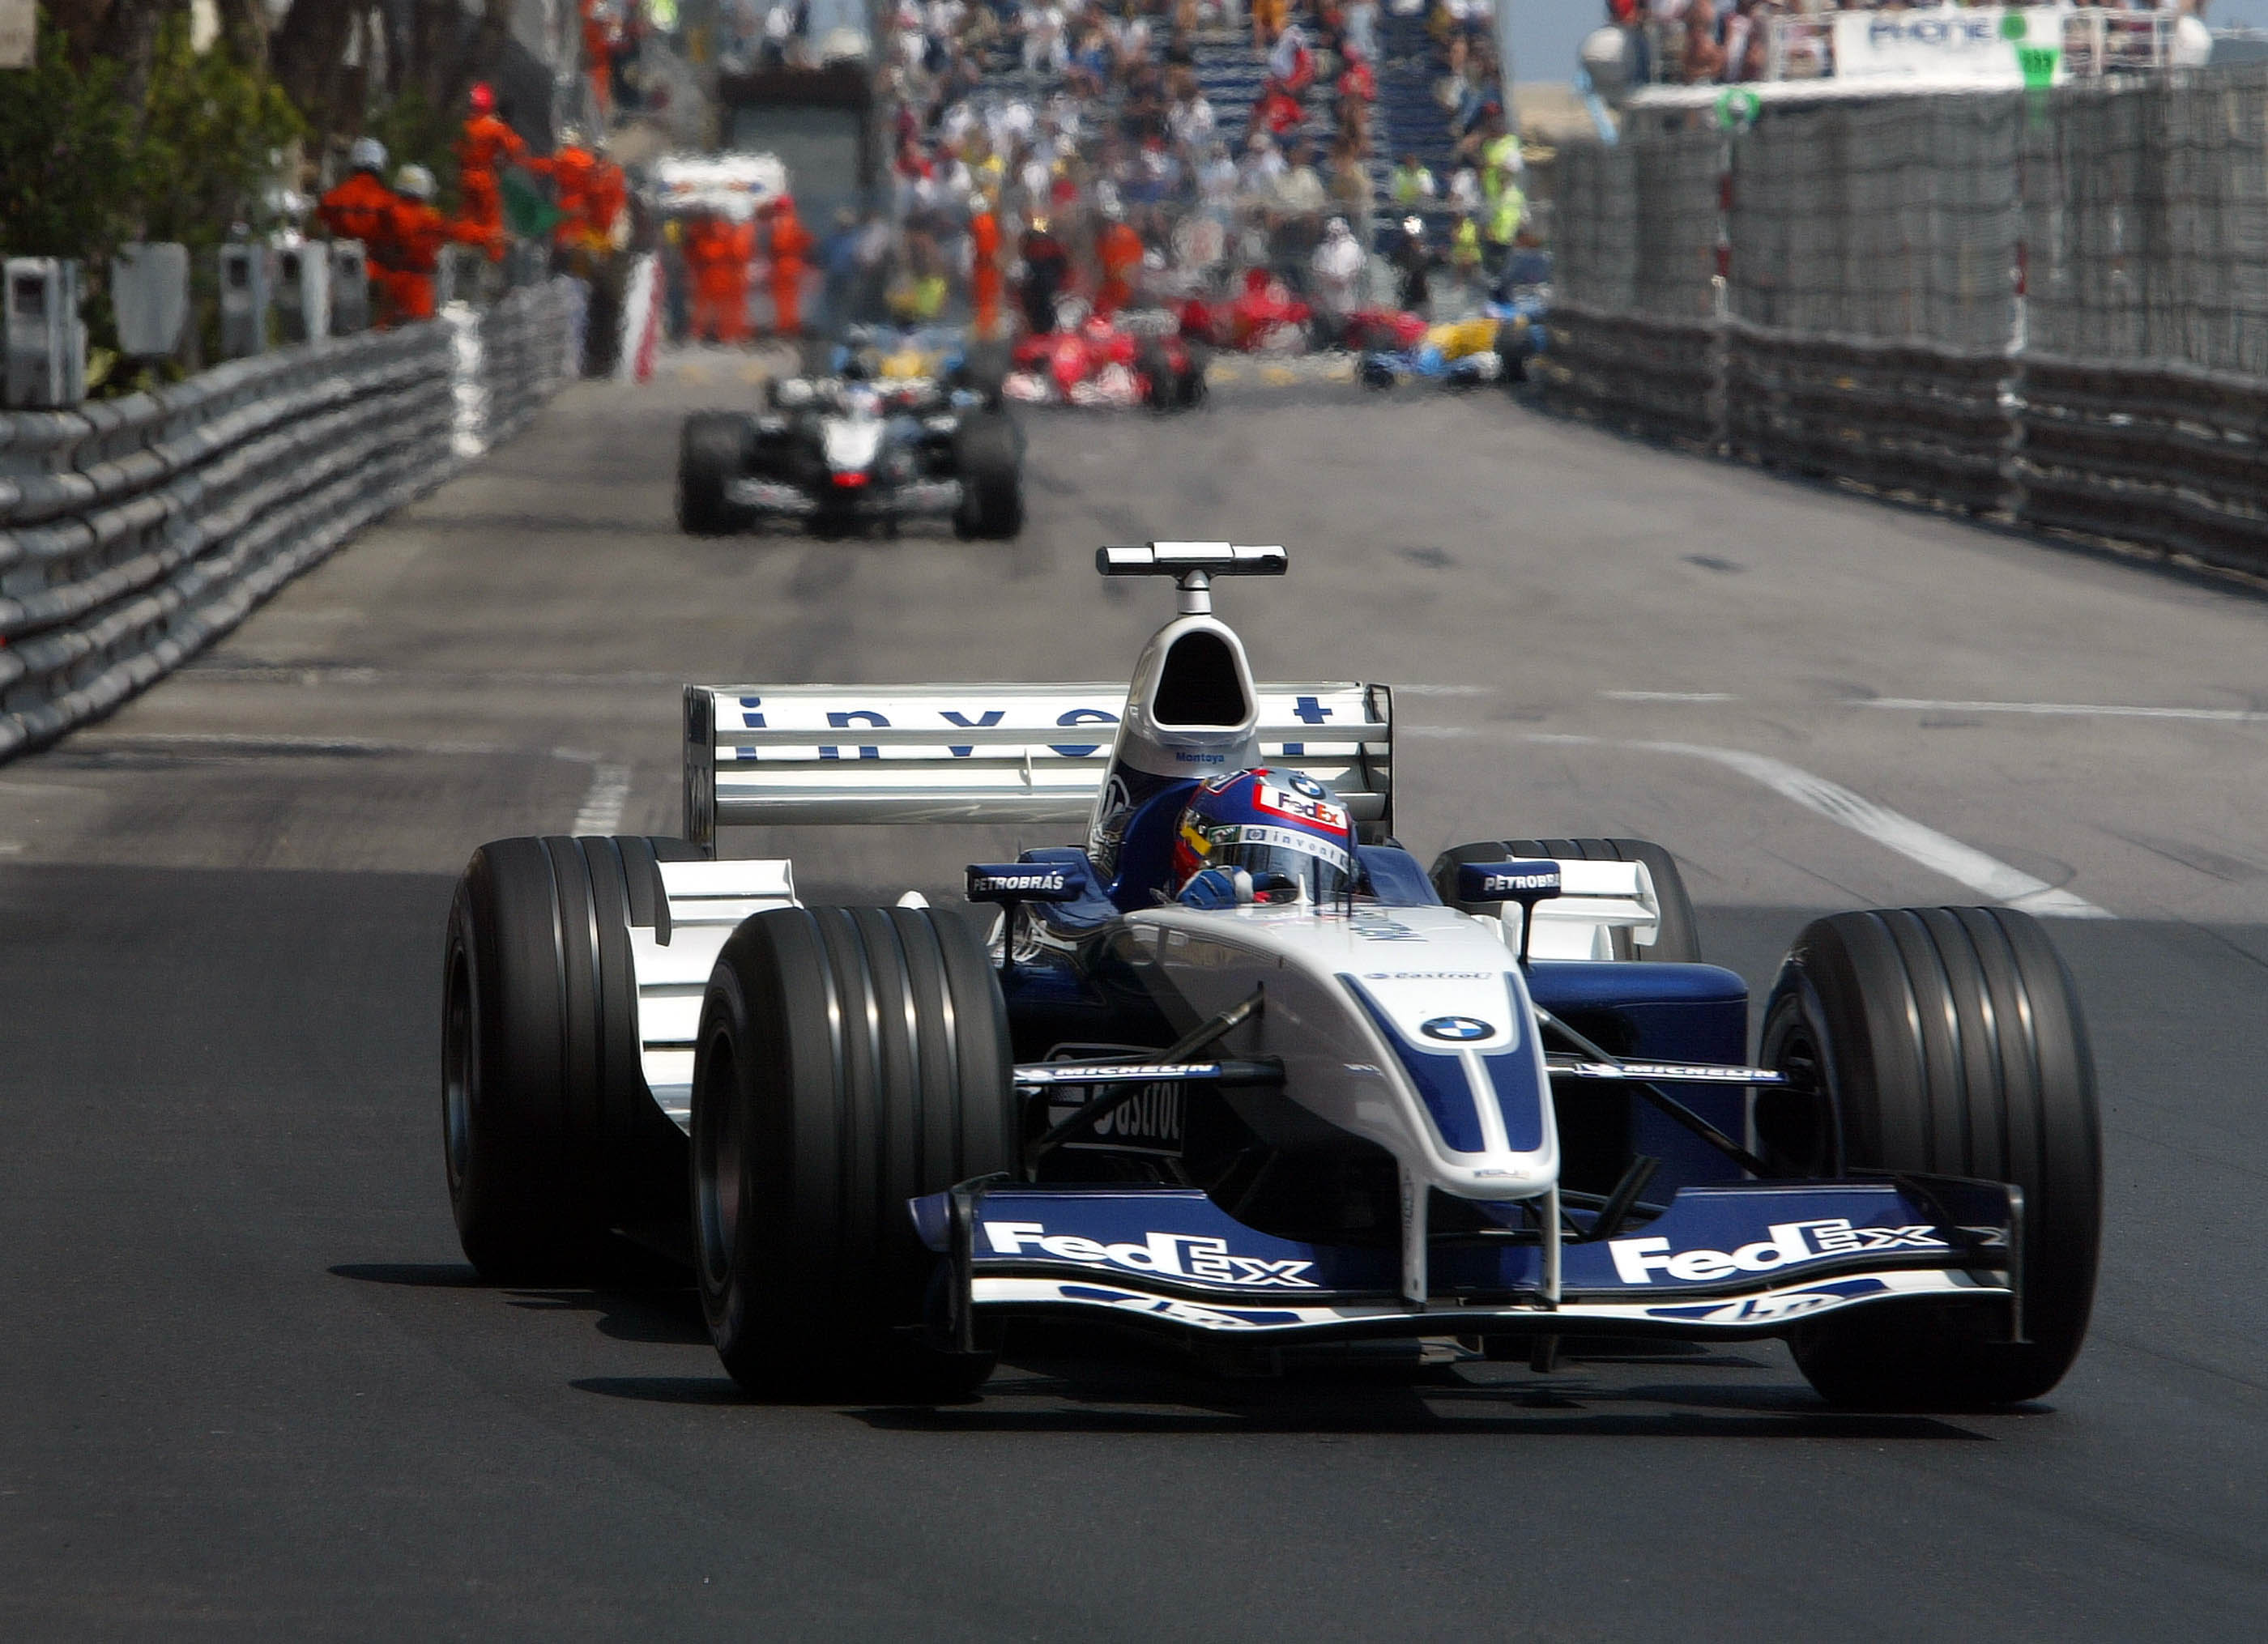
[
  {"left": 1003, "top": 311, "right": 1208, "bottom": 411},
  {"left": 443, "top": 544, "right": 2100, "bottom": 1410},
  {"left": 676, "top": 367, "right": 1023, "bottom": 539},
  {"left": 1355, "top": 306, "right": 1539, "bottom": 391}
]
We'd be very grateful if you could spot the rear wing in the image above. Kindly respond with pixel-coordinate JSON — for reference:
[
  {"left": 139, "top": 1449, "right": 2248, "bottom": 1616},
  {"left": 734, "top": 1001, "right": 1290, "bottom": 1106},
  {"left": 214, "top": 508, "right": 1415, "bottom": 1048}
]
[{"left": 683, "top": 682, "right": 1392, "bottom": 844}]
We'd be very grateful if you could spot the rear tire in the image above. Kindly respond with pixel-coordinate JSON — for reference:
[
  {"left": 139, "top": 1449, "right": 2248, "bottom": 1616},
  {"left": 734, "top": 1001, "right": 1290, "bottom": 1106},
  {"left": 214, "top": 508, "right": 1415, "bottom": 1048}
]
[
  {"left": 1761, "top": 907, "right": 2101, "bottom": 1409},
  {"left": 1495, "top": 319, "right": 1530, "bottom": 385},
  {"left": 1430, "top": 837, "right": 1700, "bottom": 962},
  {"left": 693, "top": 905, "right": 1017, "bottom": 1399},
  {"left": 443, "top": 836, "right": 704, "bottom": 1283},
  {"left": 677, "top": 412, "right": 751, "bottom": 536},
  {"left": 953, "top": 411, "right": 1024, "bottom": 539}
]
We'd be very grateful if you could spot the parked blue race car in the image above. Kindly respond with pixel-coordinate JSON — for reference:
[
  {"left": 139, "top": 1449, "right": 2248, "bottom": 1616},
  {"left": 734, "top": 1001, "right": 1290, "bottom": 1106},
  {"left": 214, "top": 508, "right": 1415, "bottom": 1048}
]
[{"left": 442, "top": 544, "right": 2100, "bottom": 1409}]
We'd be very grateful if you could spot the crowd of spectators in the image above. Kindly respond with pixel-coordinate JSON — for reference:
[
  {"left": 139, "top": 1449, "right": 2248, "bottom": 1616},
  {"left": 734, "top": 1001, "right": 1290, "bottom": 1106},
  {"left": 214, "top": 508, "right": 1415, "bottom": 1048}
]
[
  {"left": 872, "top": 0, "right": 1399, "bottom": 334},
  {"left": 1610, "top": 0, "right": 2217, "bottom": 88}
]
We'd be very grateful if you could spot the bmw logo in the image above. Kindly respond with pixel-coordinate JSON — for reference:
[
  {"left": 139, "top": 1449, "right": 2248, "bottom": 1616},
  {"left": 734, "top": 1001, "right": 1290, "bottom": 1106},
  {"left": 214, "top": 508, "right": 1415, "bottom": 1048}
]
[
  {"left": 1422, "top": 1016, "right": 1492, "bottom": 1041},
  {"left": 1287, "top": 771, "right": 1327, "bottom": 799}
]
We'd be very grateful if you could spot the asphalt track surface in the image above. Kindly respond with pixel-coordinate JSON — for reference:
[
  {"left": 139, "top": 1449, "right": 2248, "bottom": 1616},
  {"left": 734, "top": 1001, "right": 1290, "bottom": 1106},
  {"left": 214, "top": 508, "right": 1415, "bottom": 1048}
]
[{"left": 6, "top": 356, "right": 2268, "bottom": 1640}]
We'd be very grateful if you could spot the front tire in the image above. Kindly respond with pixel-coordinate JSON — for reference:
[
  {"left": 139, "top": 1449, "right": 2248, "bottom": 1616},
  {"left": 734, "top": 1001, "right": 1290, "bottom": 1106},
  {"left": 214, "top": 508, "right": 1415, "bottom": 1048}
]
[
  {"left": 693, "top": 905, "right": 1017, "bottom": 1398},
  {"left": 444, "top": 836, "right": 704, "bottom": 1282},
  {"left": 677, "top": 412, "right": 751, "bottom": 536},
  {"left": 1430, "top": 836, "right": 1701, "bottom": 962},
  {"left": 1761, "top": 907, "right": 2101, "bottom": 1409},
  {"left": 952, "top": 411, "right": 1024, "bottom": 539}
]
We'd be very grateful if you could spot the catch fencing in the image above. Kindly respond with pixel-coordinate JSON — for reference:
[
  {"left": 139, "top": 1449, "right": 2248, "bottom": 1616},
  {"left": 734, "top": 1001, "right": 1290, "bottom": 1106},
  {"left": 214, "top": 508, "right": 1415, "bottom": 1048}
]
[
  {"left": 0, "top": 279, "right": 581, "bottom": 760},
  {"left": 1542, "top": 66, "right": 2268, "bottom": 577}
]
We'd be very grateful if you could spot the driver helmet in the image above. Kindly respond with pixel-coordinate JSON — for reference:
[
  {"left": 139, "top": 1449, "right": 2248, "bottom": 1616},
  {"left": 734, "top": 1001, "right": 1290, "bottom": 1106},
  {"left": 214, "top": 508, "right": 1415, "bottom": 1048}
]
[{"left": 1171, "top": 768, "right": 1357, "bottom": 905}]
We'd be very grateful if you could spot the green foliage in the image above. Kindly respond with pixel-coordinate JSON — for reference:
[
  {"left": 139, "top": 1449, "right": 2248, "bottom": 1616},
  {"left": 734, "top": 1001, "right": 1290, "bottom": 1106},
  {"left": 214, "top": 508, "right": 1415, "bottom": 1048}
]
[
  {"left": 0, "top": 20, "right": 143, "bottom": 262},
  {"left": 138, "top": 14, "right": 306, "bottom": 253},
  {"left": 364, "top": 87, "right": 463, "bottom": 213},
  {"left": 0, "top": 13, "right": 304, "bottom": 261}
]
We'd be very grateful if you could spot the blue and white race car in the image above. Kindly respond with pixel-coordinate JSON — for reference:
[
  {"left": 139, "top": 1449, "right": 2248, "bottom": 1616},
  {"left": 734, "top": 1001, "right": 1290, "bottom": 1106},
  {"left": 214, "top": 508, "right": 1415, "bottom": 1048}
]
[{"left": 442, "top": 544, "right": 2099, "bottom": 1409}]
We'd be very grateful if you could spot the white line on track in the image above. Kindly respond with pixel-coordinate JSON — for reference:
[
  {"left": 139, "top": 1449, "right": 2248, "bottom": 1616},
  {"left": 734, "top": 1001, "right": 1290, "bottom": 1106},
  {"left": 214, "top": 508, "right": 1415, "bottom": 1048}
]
[
  {"left": 1529, "top": 734, "right": 2112, "bottom": 918},
  {"left": 573, "top": 763, "right": 633, "bottom": 836},
  {"left": 1858, "top": 696, "right": 2268, "bottom": 724},
  {"left": 1594, "top": 688, "right": 2268, "bottom": 725},
  {"left": 1412, "top": 722, "right": 2113, "bottom": 918}
]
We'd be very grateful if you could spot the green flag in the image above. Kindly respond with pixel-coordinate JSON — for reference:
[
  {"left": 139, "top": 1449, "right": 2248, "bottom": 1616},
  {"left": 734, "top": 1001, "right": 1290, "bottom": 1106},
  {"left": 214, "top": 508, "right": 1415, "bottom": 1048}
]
[{"left": 501, "top": 167, "right": 561, "bottom": 241}]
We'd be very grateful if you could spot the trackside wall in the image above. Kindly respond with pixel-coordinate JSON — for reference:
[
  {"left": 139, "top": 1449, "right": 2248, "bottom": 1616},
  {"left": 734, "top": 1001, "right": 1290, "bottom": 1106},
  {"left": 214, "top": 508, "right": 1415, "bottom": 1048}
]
[
  {"left": 1544, "top": 66, "right": 2268, "bottom": 579},
  {"left": 0, "top": 280, "right": 582, "bottom": 760}
]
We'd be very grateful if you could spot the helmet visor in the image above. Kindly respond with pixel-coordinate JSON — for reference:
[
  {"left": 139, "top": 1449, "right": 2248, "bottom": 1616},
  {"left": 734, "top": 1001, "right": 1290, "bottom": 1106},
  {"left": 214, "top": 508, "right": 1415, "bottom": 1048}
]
[{"left": 1199, "top": 824, "right": 1352, "bottom": 905}]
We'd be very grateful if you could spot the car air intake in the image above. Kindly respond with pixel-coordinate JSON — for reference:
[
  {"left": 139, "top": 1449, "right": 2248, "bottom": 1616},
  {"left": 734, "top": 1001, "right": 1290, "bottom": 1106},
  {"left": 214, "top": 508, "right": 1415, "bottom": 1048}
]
[{"left": 1152, "top": 630, "right": 1251, "bottom": 727}]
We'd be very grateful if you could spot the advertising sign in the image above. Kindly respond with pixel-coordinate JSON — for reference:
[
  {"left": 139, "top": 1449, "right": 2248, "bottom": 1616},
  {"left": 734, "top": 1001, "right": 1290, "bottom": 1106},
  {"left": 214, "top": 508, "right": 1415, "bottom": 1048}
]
[{"left": 1831, "top": 5, "right": 2066, "bottom": 87}]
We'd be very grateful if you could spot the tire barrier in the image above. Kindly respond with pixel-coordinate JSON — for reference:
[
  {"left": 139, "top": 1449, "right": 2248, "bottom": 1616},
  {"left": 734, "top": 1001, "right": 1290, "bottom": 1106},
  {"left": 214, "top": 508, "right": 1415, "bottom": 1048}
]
[
  {"left": 1545, "top": 70, "right": 2268, "bottom": 579},
  {"left": 1725, "top": 326, "right": 2014, "bottom": 514},
  {"left": 0, "top": 278, "right": 580, "bottom": 761},
  {"left": 1538, "top": 302, "right": 1723, "bottom": 449},
  {"left": 2015, "top": 354, "right": 2268, "bottom": 577}
]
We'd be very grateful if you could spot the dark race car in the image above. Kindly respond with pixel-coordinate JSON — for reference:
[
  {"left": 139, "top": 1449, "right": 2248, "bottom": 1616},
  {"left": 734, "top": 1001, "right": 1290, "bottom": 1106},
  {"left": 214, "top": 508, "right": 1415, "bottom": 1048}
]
[{"left": 676, "top": 368, "right": 1023, "bottom": 539}]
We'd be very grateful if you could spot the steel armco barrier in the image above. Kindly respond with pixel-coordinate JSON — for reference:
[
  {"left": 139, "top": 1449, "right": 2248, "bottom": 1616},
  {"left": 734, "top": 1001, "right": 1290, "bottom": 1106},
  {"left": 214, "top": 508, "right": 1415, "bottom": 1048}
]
[{"left": 0, "top": 279, "right": 579, "bottom": 760}]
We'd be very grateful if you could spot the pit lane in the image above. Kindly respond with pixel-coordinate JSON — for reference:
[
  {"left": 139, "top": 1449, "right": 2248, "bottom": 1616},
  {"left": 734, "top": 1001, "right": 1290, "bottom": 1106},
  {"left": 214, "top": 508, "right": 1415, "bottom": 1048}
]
[{"left": 3, "top": 365, "right": 2265, "bottom": 1638}]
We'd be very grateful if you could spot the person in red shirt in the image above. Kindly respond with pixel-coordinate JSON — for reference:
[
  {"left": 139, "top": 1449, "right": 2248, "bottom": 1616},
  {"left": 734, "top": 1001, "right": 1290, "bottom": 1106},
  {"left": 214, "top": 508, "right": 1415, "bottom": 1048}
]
[
  {"left": 377, "top": 164, "right": 466, "bottom": 322},
  {"left": 967, "top": 194, "right": 1004, "bottom": 339},
  {"left": 530, "top": 126, "right": 601, "bottom": 255},
  {"left": 318, "top": 138, "right": 401, "bottom": 321},
  {"left": 1094, "top": 208, "right": 1144, "bottom": 317},
  {"left": 1251, "top": 77, "right": 1305, "bottom": 143},
  {"left": 582, "top": 0, "right": 615, "bottom": 123},
  {"left": 685, "top": 211, "right": 756, "bottom": 343},
  {"left": 454, "top": 83, "right": 526, "bottom": 262},
  {"left": 766, "top": 195, "right": 812, "bottom": 339},
  {"left": 586, "top": 156, "right": 629, "bottom": 252}
]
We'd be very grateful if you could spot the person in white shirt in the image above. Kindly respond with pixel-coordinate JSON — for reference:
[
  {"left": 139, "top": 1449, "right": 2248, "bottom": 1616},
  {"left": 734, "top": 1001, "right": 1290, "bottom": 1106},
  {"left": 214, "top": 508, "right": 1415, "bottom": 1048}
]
[
  {"left": 1310, "top": 216, "right": 1365, "bottom": 325},
  {"left": 1170, "top": 91, "right": 1217, "bottom": 148}
]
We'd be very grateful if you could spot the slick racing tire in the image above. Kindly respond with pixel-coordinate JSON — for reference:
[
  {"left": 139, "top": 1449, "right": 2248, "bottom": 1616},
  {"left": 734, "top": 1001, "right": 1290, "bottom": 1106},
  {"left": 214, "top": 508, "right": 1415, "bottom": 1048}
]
[
  {"left": 1430, "top": 837, "right": 1701, "bottom": 962},
  {"left": 955, "top": 339, "right": 1012, "bottom": 408},
  {"left": 677, "top": 412, "right": 751, "bottom": 536},
  {"left": 953, "top": 411, "right": 1024, "bottom": 539},
  {"left": 444, "top": 835, "right": 706, "bottom": 1283},
  {"left": 693, "top": 905, "right": 1017, "bottom": 1399},
  {"left": 1494, "top": 319, "right": 1530, "bottom": 385},
  {"left": 1175, "top": 344, "right": 1210, "bottom": 409},
  {"left": 1760, "top": 908, "right": 2101, "bottom": 1410}
]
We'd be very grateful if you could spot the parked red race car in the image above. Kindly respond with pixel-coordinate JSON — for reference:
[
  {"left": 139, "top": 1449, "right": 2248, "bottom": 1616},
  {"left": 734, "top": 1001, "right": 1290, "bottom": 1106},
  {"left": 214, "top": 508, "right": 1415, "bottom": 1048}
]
[
  {"left": 1003, "top": 311, "right": 1209, "bottom": 411},
  {"left": 1179, "top": 269, "right": 1313, "bottom": 354}
]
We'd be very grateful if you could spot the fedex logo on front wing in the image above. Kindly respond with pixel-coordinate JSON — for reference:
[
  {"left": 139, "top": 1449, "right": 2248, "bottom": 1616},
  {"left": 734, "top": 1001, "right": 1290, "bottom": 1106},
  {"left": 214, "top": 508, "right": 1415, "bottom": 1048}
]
[
  {"left": 984, "top": 1222, "right": 1319, "bottom": 1288},
  {"left": 1609, "top": 1219, "right": 1946, "bottom": 1284}
]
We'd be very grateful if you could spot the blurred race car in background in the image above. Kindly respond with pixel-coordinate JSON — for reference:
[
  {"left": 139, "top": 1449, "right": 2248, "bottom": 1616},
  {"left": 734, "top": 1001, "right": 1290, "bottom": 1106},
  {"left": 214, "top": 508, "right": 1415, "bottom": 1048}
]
[
  {"left": 676, "top": 350, "right": 1023, "bottom": 539},
  {"left": 1356, "top": 304, "right": 1542, "bottom": 391},
  {"left": 1004, "top": 309, "right": 1208, "bottom": 411}
]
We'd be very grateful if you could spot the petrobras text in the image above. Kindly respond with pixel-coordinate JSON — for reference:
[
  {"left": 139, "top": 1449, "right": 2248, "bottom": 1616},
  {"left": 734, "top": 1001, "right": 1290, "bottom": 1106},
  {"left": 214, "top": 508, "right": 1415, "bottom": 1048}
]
[
  {"left": 1479, "top": 870, "right": 1558, "bottom": 895},
  {"left": 1609, "top": 1219, "right": 1947, "bottom": 1284},
  {"left": 966, "top": 864, "right": 1083, "bottom": 901},
  {"left": 983, "top": 1222, "right": 1319, "bottom": 1288}
]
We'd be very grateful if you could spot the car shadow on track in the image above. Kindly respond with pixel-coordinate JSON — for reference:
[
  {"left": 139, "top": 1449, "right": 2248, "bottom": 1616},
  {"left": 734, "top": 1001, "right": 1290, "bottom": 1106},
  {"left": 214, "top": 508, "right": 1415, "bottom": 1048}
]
[
  {"left": 571, "top": 1339, "right": 1993, "bottom": 1442},
  {"left": 330, "top": 1261, "right": 713, "bottom": 1346}
]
